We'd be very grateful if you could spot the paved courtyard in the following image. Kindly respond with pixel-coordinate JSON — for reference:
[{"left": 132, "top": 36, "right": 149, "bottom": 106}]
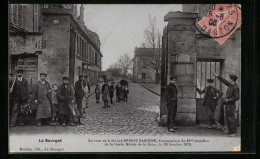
[{"left": 9, "top": 82, "right": 240, "bottom": 138}]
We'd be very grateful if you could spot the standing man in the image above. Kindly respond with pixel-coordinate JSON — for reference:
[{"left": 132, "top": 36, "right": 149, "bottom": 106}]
[
  {"left": 33, "top": 73, "right": 52, "bottom": 126},
  {"left": 10, "top": 70, "right": 28, "bottom": 127},
  {"left": 165, "top": 76, "right": 178, "bottom": 132},
  {"left": 57, "top": 76, "right": 75, "bottom": 126},
  {"left": 74, "top": 75, "right": 86, "bottom": 117},
  {"left": 196, "top": 79, "right": 223, "bottom": 129},
  {"left": 214, "top": 73, "right": 239, "bottom": 137},
  {"left": 82, "top": 75, "right": 91, "bottom": 111}
]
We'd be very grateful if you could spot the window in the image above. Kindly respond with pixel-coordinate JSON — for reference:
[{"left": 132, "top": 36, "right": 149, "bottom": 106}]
[
  {"left": 78, "top": 66, "right": 81, "bottom": 76},
  {"left": 142, "top": 73, "right": 146, "bottom": 79},
  {"left": 33, "top": 4, "right": 39, "bottom": 32},
  {"left": 75, "top": 33, "right": 78, "bottom": 55},
  {"left": 85, "top": 42, "right": 88, "bottom": 60},
  {"left": 77, "top": 35, "right": 80, "bottom": 56},
  {"left": 11, "top": 4, "right": 23, "bottom": 28},
  {"left": 196, "top": 59, "right": 222, "bottom": 98},
  {"left": 82, "top": 40, "right": 86, "bottom": 59},
  {"left": 141, "top": 59, "right": 146, "bottom": 69},
  {"left": 88, "top": 45, "right": 91, "bottom": 62}
]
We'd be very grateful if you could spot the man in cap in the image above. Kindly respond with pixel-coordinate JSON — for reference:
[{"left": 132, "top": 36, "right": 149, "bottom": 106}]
[
  {"left": 214, "top": 73, "right": 239, "bottom": 137},
  {"left": 165, "top": 76, "right": 178, "bottom": 132},
  {"left": 196, "top": 79, "right": 223, "bottom": 129},
  {"left": 33, "top": 73, "right": 52, "bottom": 126},
  {"left": 9, "top": 69, "right": 28, "bottom": 127},
  {"left": 57, "top": 76, "right": 76, "bottom": 126},
  {"left": 74, "top": 75, "right": 86, "bottom": 117}
]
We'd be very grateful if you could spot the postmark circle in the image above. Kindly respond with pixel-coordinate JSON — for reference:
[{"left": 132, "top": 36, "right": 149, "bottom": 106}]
[{"left": 196, "top": 4, "right": 240, "bottom": 39}]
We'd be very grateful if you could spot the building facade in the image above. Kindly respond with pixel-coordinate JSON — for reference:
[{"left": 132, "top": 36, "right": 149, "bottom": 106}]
[
  {"left": 9, "top": 4, "right": 102, "bottom": 92},
  {"left": 132, "top": 48, "right": 160, "bottom": 83}
]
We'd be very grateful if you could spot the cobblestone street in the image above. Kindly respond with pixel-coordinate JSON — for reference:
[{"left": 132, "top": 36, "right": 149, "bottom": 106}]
[{"left": 10, "top": 82, "right": 240, "bottom": 138}]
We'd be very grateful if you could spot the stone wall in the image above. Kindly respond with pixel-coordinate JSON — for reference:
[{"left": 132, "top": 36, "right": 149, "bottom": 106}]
[{"left": 40, "top": 14, "right": 71, "bottom": 86}]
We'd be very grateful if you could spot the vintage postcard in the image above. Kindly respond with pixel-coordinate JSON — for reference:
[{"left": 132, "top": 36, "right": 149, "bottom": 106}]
[{"left": 8, "top": 4, "right": 241, "bottom": 152}]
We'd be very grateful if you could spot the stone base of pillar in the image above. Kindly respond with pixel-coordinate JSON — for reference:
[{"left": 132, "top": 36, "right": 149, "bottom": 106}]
[
  {"left": 158, "top": 115, "right": 167, "bottom": 127},
  {"left": 158, "top": 99, "right": 196, "bottom": 126}
]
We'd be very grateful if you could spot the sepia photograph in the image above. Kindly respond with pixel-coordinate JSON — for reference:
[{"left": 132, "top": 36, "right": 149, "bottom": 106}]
[{"left": 8, "top": 3, "right": 242, "bottom": 152}]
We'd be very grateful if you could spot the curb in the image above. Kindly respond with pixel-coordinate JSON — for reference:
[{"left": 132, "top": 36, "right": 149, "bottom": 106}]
[{"left": 139, "top": 84, "right": 161, "bottom": 96}]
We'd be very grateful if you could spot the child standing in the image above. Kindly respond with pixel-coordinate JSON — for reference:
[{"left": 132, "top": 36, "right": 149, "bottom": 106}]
[
  {"left": 109, "top": 82, "right": 115, "bottom": 104},
  {"left": 102, "top": 81, "right": 109, "bottom": 108},
  {"left": 115, "top": 82, "right": 120, "bottom": 102},
  {"left": 50, "top": 84, "right": 59, "bottom": 126},
  {"left": 95, "top": 84, "right": 101, "bottom": 103},
  {"left": 123, "top": 85, "right": 129, "bottom": 102}
]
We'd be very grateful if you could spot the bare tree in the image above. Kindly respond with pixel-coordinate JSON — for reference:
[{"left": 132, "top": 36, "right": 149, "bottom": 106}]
[
  {"left": 107, "top": 63, "right": 123, "bottom": 77},
  {"left": 118, "top": 54, "right": 133, "bottom": 77},
  {"left": 141, "top": 15, "right": 161, "bottom": 84}
]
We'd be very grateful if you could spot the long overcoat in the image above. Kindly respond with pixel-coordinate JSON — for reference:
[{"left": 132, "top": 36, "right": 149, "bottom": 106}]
[
  {"left": 56, "top": 84, "right": 74, "bottom": 115},
  {"left": 33, "top": 81, "right": 52, "bottom": 120}
]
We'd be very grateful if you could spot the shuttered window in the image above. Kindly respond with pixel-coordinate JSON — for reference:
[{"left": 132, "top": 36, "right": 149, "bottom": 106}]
[
  {"left": 33, "top": 4, "right": 39, "bottom": 32},
  {"left": 11, "top": 4, "right": 23, "bottom": 28}
]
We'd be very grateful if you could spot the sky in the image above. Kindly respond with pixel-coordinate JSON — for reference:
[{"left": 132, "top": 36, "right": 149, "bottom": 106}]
[{"left": 82, "top": 4, "right": 182, "bottom": 70}]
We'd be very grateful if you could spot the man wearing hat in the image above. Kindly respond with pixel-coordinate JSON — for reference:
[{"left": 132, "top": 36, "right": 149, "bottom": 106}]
[
  {"left": 57, "top": 76, "right": 75, "bottom": 126},
  {"left": 214, "top": 73, "right": 240, "bottom": 137},
  {"left": 196, "top": 79, "right": 223, "bottom": 129},
  {"left": 74, "top": 75, "right": 86, "bottom": 117},
  {"left": 165, "top": 76, "right": 178, "bottom": 132},
  {"left": 33, "top": 73, "right": 52, "bottom": 126},
  {"left": 10, "top": 69, "right": 28, "bottom": 127}
]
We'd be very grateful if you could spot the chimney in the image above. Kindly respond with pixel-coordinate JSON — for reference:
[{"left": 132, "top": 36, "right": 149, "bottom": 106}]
[
  {"left": 80, "top": 4, "right": 84, "bottom": 25},
  {"left": 73, "top": 4, "right": 77, "bottom": 20}
]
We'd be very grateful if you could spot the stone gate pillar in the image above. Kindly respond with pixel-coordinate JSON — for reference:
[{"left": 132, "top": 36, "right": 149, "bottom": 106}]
[{"left": 159, "top": 12, "right": 198, "bottom": 126}]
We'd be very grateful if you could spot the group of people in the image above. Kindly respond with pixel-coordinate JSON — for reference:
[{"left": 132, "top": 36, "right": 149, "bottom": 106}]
[
  {"left": 9, "top": 70, "right": 91, "bottom": 127},
  {"left": 165, "top": 73, "right": 240, "bottom": 137},
  {"left": 94, "top": 78, "right": 129, "bottom": 108}
]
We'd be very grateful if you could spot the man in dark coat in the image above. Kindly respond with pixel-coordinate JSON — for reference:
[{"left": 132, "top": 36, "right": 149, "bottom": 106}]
[
  {"left": 33, "top": 73, "right": 52, "bottom": 126},
  {"left": 214, "top": 73, "right": 240, "bottom": 137},
  {"left": 10, "top": 70, "right": 28, "bottom": 127},
  {"left": 74, "top": 75, "right": 86, "bottom": 117},
  {"left": 196, "top": 79, "right": 223, "bottom": 129},
  {"left": 57, "top": 76, "right": 76, "bottom": 126},
  {"left": 165, "top": 76, "right": 178, "bottom": 132}
]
